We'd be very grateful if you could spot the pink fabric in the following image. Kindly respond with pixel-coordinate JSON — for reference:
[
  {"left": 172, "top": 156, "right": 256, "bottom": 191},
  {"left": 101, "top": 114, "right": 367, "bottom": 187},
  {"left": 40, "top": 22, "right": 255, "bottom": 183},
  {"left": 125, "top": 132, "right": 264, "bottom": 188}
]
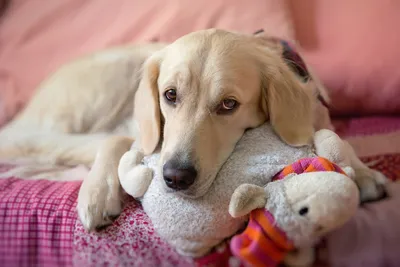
[
  {"left": 0, "top": 177, "right": 80, "bottom": 267},
  {"left": 0, "top": 117, "right": 399, "bottom": 266},
  {"left": 290, "top": 0, "right": 400, "bottom": 115},
  {"left": 323, "top": 180, "right": 400, "bottom": 267},
  {"left": 333, "top": 117, "right": 400, "bottom": 138},
  {"left": 0, "top": 0, "right": 292, "bottom": 127},
  {"left": 2, "top": 0, "right": 400, "bottom": 125},
  {"left": 332, "top": 116, "right": 400, "bottom": 157},
  {"left": 73, "top": 200, "right": 192, "bottom": 266}
]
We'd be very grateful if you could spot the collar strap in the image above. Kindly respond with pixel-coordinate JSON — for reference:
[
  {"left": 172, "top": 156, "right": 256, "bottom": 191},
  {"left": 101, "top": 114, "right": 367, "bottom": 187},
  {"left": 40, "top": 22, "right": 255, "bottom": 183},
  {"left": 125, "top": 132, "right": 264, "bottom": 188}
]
[
  {"left": 254, "top": 29, "right": 310, "bottom": 82},
  {"left": 253, "top": 29, "right": 329, "bottom": 109},
  {"left": 279, "top": 39, "right": 310, "bottom": 82}
]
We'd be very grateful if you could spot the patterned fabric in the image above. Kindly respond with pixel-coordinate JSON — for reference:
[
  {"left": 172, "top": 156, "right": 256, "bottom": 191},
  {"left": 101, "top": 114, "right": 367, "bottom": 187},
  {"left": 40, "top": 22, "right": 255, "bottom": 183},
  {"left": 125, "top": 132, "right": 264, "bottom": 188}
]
[
  {"left": 0, "top": 154, "right": 398, "bottom": 266},
  {"left": 273, "top": 157, "right": 347, "bottom": 181},
  {"left": 73, "top": 199, "right": 192, "bottom": 267},
  {"left": 0, "top": 177, "right": 81, "bottom": 267},
  {"left": 230, "top": 209, "right": 293, "bottom": 267}
]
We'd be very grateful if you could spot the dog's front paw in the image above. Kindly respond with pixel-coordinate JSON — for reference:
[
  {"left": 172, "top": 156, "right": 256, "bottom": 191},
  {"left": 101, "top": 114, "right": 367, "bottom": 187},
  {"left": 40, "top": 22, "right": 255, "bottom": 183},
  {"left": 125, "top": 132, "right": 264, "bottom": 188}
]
[
  {"left": 355, "top": 167, "right": 388, "bottom": 203},
  {"left": 77, "top": 167, "right": 122, "bottom": 231}
]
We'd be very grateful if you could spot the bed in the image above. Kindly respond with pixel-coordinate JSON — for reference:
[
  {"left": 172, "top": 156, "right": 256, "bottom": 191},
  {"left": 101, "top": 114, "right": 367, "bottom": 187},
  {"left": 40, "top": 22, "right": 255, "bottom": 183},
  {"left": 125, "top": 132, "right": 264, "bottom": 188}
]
[
  {"left": 1, "top": 1, "right": 400, "bottom": 267},
  {"left": 0, "top": 116, "right": 399, "bottom": 267}
]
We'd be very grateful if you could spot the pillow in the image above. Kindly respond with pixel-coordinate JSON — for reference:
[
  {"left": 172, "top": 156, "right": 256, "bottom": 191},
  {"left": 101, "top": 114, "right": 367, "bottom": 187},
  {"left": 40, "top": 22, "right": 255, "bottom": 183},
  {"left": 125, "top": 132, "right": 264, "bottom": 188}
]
[
  {"left": 324, "top": 181, "right": 400, "bottom": 267},
  {"left": 290, "top": 0, "right": 400, "bottom": 115},
  {"left": 0, "top": 0, "right": 293, "bottom": 127}
]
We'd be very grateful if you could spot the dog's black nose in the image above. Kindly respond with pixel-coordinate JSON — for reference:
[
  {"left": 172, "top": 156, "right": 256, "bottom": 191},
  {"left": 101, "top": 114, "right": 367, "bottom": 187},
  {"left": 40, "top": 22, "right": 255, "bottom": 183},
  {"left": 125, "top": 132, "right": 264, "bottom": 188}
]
[{"left": 163, "top": 161, "right": 197, "bottom": 190}]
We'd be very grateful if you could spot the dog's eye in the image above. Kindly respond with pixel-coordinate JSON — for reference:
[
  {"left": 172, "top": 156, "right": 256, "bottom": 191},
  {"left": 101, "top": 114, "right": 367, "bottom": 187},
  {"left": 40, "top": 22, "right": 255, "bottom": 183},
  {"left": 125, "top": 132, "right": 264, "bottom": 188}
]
[
  {"left": 216, "top": 98, "right": 239, "bottom": 115},
  {"left": 164, "top": 89, "right": 177, "bottom": 104}
]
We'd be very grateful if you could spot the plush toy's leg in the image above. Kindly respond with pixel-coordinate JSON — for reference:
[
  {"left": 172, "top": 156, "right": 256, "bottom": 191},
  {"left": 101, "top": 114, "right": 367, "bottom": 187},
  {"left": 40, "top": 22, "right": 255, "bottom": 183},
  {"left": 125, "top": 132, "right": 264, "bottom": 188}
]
[
  {"left": 120, "top": 165, "right": 153, "bottom": 198},
  {"left": 118, "top": 150, "right": 145, "bottom": 170},
  {"left": 118, "top": 150, "right": 153, "bottom": 198},
  {"left": 342, "top": 140, "right": 388, "bottom": 202},
  {"left": 314, "top": 129, "right": 349, "bottom": 167},
  {"left": 314, "top": 129, "right": 387, "bottom": 203},
  {"left": 284, "top": 247, "right": 315, "bottom": 267}
]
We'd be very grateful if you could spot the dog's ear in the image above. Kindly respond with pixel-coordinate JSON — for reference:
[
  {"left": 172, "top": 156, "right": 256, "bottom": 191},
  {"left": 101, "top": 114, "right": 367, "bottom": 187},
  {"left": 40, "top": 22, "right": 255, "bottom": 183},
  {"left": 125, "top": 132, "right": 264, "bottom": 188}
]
[
  {"left": 133, "top": 54, "right": 162, "bottom": 155},
  {"left": 258, "top": 53, "right": 315, "bottom": 147}
]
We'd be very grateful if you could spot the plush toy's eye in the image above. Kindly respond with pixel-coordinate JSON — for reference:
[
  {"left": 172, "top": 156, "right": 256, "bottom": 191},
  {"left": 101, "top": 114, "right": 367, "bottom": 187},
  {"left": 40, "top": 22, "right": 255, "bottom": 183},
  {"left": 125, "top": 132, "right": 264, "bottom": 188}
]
[{"left": 298, "top": 206, "right": 309, "bottom": 216}]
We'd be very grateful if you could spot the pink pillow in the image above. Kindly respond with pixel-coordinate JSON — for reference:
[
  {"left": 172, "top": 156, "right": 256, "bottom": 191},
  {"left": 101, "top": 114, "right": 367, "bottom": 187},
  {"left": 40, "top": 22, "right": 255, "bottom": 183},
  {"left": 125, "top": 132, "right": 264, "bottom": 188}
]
[
  {"left": 0, "top": 0, "right": 293, "bottom": 127},
  {"left": 324, "top": 181, "right": 400, "bottom": 267},
  {"left": 290, "top": 0, "right": 400, "bottom": 115}
]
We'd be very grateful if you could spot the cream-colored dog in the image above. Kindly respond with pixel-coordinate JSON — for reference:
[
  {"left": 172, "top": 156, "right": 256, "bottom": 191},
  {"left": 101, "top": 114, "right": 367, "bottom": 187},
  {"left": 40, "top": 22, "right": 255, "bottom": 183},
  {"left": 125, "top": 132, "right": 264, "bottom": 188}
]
[{"left": 0, "top": 29, "right": 386, "bottom": 230}]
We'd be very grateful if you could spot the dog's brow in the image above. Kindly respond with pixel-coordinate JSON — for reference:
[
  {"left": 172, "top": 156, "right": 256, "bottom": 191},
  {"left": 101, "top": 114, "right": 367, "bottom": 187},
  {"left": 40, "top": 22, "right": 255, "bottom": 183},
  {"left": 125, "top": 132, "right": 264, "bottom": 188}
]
[{"left": 160, "top": 66, "right": 191, "bottom": 89}]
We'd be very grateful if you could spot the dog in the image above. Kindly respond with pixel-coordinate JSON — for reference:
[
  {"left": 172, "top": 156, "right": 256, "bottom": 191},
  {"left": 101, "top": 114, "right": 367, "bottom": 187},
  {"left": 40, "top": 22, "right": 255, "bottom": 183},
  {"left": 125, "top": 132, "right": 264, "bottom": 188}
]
[{"left": 0, "top": 29, "right": 386, "bottom": 230}]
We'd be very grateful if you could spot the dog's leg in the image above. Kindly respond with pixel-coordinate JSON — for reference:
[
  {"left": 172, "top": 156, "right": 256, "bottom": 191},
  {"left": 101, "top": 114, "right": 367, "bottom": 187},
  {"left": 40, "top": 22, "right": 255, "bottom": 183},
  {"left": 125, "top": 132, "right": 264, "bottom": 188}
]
[
  {"left": 77, "top": 136, "right": 134, "bottom": 230},
  {"left": 0, "top": 128, "right": 134, "bottom": 229},
  {"left": 342, "top": 140, "right": 388, "bottom": 203},
  {"left": 314, "top": 129, "right": 387, "bottom": 203},
  {"left": 0, "top": 129, "right": 109, "bottom": 167}
]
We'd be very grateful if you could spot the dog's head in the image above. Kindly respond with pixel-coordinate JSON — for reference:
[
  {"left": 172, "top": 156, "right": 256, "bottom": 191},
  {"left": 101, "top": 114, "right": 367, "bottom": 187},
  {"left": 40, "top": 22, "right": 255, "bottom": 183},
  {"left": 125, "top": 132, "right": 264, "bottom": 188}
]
[{"left": 134, "top": 29, "right": 315, "bottom": 198}]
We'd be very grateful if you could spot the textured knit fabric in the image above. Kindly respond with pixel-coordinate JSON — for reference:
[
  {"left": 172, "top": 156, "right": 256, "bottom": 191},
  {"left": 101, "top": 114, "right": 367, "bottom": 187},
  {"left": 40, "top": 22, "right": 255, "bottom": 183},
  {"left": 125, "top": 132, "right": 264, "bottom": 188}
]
[{"left": 140, "top": 123, "right": 314, "bottom": 257}]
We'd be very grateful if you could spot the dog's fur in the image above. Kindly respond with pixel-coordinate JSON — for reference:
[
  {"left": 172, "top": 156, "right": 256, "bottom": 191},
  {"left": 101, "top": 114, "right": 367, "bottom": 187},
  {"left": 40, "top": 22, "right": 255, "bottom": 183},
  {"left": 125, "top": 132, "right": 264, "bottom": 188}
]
[{"left": 0, "top": 29, "right": 385, "bottom": 230}]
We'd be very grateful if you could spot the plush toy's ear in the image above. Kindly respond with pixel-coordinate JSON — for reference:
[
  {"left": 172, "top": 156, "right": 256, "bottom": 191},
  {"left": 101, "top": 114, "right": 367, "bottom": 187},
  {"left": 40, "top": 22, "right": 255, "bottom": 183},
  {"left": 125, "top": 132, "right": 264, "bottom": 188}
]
[{"left": 229, "top": 184, "right": 267, "bottom": 218}]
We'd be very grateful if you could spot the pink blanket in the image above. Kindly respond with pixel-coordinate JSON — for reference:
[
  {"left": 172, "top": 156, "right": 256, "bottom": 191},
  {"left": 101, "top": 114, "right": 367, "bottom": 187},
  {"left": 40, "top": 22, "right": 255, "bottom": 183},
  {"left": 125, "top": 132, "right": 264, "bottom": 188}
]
[
  {"left": 0, "top": 116, "right": 399, "bottom": 266},
  {"left": 0, "top": 175, "right": 191, "bottom": 267},
  {"left": 0, "top": 175, "right": 80, "bottom": 267},
  {"left": 0, "top": 155, "right": 399, "bottom": 267}
]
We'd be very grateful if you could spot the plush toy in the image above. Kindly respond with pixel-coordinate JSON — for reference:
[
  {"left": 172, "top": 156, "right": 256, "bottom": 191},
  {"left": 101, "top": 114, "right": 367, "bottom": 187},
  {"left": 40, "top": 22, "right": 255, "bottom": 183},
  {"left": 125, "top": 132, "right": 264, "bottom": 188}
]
[
  {"left": 228, "top": 157, "right": 359, "bottom": 267},
  {"left": 118, "top": 123, "right": 358, "bottom": 258}
]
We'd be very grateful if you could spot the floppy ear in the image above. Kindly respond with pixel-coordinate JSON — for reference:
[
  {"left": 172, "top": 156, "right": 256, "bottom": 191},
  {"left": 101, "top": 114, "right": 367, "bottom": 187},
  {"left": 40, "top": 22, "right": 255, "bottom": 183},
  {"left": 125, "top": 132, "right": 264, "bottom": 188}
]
[
  {"left": 255, "top": 36, "right": 316, "bottom": 146},
  {"left": 229, "top": 184, "right": 267, "bottom": 218},
  {"left": 133, "top": 54, "right": 162, "bottom": 155},
  {"left": 258, "top": 46, "right": 315, "bottom": 147}
]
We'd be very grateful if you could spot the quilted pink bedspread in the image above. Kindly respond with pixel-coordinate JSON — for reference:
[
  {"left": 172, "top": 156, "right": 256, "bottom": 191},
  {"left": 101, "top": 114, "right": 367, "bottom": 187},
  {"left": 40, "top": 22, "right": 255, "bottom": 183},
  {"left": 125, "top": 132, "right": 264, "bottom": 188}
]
[
  {"left": 0, "top": 116, "right": 399, "bottom": 267},
  {"left": 0, "top": 176, "right": 191, "bottom": 267},
  {"left": 0, "top": 177, "right": 80, "bottom": 267}
]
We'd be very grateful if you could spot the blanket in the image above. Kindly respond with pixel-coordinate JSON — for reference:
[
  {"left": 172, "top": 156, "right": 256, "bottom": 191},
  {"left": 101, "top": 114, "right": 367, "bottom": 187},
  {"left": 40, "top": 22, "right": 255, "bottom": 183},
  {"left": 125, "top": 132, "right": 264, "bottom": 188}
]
[
  {"left": 0, "top": 116, "right": 399, "bottom": 266},
  {"left": 0, "top": 153, "right": 398, "bottom": 267}
]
